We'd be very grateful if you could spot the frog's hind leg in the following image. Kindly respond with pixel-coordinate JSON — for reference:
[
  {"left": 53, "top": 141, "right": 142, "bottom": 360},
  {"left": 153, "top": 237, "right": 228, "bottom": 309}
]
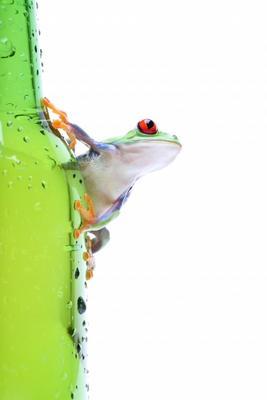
[{"left": 74, "top": 193, "right": 96, "bottom": 239}]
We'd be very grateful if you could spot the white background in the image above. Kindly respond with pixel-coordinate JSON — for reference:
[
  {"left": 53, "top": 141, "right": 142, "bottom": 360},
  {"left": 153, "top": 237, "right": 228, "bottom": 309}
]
[{"left": 39, "top": 1, "right": 267, "bottom": 399}]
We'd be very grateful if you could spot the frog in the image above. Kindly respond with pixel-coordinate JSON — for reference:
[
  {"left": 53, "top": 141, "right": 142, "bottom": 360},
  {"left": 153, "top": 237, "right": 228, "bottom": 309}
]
[{"left": 42, "top": 98, "right": 181, "bottom": 278}]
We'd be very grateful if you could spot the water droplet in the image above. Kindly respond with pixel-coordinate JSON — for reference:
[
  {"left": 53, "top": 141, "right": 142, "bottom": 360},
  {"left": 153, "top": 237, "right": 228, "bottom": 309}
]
[
  {"left": 28, "top": 176, "right": 32, "bottom": 181},
  {"left": 23, "top": 136, "right": 29, "bottom": 143},
  {"left": 0, "top": 0, "right": 15, "bottom": 4},
  {"left": 24, "top": 94, "right": 29, "bottom": 101},
  {"left": 28, "top": 184, "right": 32, "bottom": 189},
  {"left": 66, "top": 300, "right": 72, "bottom": 309},
  {"left": 34, "top": 202, "right": 41, "bottom": 211},
  {"left": 57, "top": 290, "right": 63, "bottom": 299},
  {"left": 0, "top": 37, "right": 16, "bottom": 58},
  {"left": 41, "top": 181, "right": 46, "bottom": 189},
  {"left": 77, "top": 297, "right": 86, "bottom": 314},
  {"left": 17, "top": 126, "right": 23, "bottom": 132},
  {"left": 6, "top": 121, "right": 13, "bottom": 127},
  {"left": 2, "top": 169, "right": 7, "bottom": 175},
  {"left": 17, "top": 175, "right": 22, "bottom": 181},
  {"left": 8, "top": 181, "right": 13, "bottom": 188},
  {"left": 74, "top": 268, "right": 80, "bottom": 279}
]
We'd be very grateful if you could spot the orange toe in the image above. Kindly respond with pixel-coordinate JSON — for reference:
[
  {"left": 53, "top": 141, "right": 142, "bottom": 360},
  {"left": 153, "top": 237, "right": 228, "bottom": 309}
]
[
  {"left": 86, "top": 269, "right": 94, "bottom": 280},
  {"left": 52, "top": 119, "right": 63, "bottom": 129},
  {"left": 83, "top": 251, "right": 90, "bottom": 261},
  {"left": 42, "top": 97, "right": 49, "bottom": 107},
  {"left": 69, "top": 139, "right": 77, "bottom": 150},
  {"left": 73, "top": 229, "right": 80, "bottom": 239},
  {"left": 74, "top": 200, "right": 81, "bottom": 210}
]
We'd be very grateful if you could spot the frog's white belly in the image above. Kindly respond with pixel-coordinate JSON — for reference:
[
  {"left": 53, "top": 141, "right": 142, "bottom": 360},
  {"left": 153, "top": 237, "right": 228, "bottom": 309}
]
[{"left": 79, "top": 140, "right": 180, "bottom": 221}]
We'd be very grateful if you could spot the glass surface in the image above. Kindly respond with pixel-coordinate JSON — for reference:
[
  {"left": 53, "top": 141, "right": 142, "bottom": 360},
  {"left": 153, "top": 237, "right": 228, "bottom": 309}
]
[{"left": 0, "top": 1, "right": 89, "bottom": 399}]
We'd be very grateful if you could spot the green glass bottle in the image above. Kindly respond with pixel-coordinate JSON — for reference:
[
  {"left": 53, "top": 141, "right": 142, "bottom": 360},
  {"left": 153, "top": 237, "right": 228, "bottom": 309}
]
[{"left": 0, "top": 1, "right": 89, "bottom": 399}]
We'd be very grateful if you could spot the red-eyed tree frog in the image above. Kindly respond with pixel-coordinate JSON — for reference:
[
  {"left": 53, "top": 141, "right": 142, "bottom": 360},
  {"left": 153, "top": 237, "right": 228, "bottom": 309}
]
[{"left": 42, "top": 98, "right": 181, "bottom": 278}]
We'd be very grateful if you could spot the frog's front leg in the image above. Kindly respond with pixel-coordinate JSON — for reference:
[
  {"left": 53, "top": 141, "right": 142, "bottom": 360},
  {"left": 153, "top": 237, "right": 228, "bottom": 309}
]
[
  {"left": 42, "top": 97, "right": 68, "bottom": 122},
  {"left": 42, "top": 97, "right": 77, "bottom": 150},
  {"left": 74, "top": 193, "right": 96, "bottom": 239}
]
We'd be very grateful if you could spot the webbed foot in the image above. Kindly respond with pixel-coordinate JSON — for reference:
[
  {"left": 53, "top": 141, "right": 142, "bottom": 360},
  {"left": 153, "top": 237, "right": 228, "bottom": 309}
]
[
  {"left": 83, "top": 235, "right": 95, "bottom": 280},
  {"left": 74, "top": 193, "right": 96, "bottom": 239}
]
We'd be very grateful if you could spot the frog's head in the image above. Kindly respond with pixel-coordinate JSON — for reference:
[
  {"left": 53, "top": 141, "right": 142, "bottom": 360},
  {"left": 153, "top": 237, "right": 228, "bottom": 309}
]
[{"left": 104, "top": 119, "right": 181, "bottom": 177}]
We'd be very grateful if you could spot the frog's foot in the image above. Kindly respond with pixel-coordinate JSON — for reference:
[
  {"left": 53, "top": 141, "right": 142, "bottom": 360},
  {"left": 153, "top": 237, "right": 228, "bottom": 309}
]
[
  {"left": 73, "top": 193, "right": 96, "bottom": 239},
  {"left": 42, "top": 97, "right": 68, "bottom": 123},
  {"left": 83, "top": 235, "right": 95, "bottom": 280},
  {"left": 83, "top": 250, "right": 95, "bottom": 280},
  {"left": 52, "top": 119, "right": 77, "bottom": 149}
]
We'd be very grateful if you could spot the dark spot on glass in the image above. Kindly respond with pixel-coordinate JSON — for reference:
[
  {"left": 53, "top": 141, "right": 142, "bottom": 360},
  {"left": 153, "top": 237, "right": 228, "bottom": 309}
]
[
  {"left": 79, "top": 179, "right": 82, "bottom": 184},
  {"left": 67, "top": 326, "right": 75, "bottom": 336},
  {"left": 73, "top": 174, "right": 76, "bottom": 178},
  {"left": 34, "top": 45, "right": 37, "bottom": 53},
  {"left": 71, "top": 393, "right": 74, "bottom": 399},
  {"left": 82, "top": 320, "right": 86, "bottom": 326},
  {"left": 75, "top": 268, "right": 80, "bottom": 279},
  {"left": 77, "top": 296, "right": 86, "bottom": 314},
  {"left": 77, "top": 343, "right": 81, "bottom": 353}
]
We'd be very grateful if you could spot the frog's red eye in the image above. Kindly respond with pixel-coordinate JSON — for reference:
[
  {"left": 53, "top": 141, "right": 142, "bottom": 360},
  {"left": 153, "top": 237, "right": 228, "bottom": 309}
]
[{"left": 137, "top": 119, "right": 158, "bottom": 134}]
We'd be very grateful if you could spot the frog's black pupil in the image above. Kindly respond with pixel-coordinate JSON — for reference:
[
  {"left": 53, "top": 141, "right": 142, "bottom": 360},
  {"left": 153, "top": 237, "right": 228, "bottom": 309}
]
[{"left": 147, "top": 120, "right": 154, "bottom": 129}]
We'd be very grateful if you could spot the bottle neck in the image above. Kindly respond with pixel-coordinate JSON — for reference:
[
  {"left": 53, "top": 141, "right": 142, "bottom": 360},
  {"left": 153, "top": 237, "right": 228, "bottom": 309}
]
[{"left": 0, "top": 0, "right": 42, "bottom": 113}]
